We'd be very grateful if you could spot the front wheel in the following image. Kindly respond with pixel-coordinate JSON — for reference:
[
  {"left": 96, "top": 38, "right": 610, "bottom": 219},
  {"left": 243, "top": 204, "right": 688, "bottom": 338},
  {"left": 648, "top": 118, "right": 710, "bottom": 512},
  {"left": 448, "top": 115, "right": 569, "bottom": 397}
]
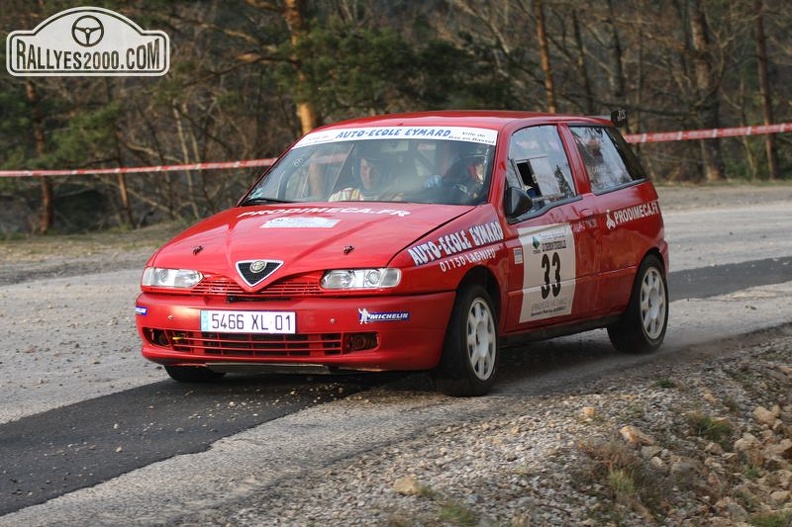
[
  {"left": 608, "top": 254, "right": 668, "bottom": 354},
  {"left": 164, "top": 365, "right": 226, "bottom": 383},
  {"left": 431, "top": 284, "right": 499, "bottom": 396}
]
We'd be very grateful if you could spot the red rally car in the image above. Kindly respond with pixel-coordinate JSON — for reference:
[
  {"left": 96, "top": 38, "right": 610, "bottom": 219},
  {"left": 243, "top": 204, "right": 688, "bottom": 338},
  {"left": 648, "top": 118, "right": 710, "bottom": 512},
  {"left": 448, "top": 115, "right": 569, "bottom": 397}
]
[{"left": 135, "top": 111, "right": 668, "bottom": 396}]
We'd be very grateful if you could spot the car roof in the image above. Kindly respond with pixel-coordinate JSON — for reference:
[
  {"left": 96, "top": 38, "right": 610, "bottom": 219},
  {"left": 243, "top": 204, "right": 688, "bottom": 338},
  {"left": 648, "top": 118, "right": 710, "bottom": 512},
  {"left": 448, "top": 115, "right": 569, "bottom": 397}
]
[{"left": 313, "top": 110, "right": 613, "bottom": 133}]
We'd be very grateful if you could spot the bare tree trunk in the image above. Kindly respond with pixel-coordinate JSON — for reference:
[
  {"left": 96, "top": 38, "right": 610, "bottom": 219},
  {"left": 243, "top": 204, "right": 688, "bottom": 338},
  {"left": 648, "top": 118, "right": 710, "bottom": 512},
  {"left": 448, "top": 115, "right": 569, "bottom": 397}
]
[
  {"left": 106, "top": 80, "right": 134, "bottom": 227},
  {"left": 738, "top": 78, "right": 759, "bottom": 178},
  {"left": 25, "top": 80, "right": 54, "bottom": 234},
  {"left": 534, "top": 0, "right": 557, "bottom": 113},
  {"left": 284, "top": 0, "right": 319, "bottom": 133},
  {"left": 689, "top": 0, "right": 725, "bottom": 182},
  {"left": 172, "top": 105, "right": 200, "bottom": 219},
  {"left": 605, "top": 0, "right": 625, "bottom": 102},
  {"left": 754, "top": 0, "right": 779, "bottom": 180},
  {"left": 114, "top": 145, "right": 134, "bottom": 227},
  {"left": 571, "top": 9, "right": 595, "bottom": 114}
]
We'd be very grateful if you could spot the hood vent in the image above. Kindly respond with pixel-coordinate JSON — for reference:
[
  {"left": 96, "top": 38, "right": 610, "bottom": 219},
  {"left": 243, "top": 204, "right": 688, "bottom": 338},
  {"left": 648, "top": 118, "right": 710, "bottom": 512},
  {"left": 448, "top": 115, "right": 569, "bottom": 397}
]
[{"left": 236, "top": 260, "right": 283, "bottom": 287}]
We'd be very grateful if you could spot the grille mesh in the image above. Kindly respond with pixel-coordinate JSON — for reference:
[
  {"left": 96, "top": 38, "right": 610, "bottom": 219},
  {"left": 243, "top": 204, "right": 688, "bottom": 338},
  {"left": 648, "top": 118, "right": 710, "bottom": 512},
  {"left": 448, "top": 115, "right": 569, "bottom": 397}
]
[
  {"left": 166, "top": 330, "right": 345, "bottom": 356},
  {"left": 190, "top": 273, "right": 323, "bottom": 299}
]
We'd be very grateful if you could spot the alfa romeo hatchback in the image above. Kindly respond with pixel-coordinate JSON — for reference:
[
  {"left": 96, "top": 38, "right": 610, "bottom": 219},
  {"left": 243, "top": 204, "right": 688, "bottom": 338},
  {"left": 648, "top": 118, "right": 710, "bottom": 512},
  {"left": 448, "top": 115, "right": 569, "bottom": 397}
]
[{"left": 135, "top": 111, "right": 668, "bottom": 396}]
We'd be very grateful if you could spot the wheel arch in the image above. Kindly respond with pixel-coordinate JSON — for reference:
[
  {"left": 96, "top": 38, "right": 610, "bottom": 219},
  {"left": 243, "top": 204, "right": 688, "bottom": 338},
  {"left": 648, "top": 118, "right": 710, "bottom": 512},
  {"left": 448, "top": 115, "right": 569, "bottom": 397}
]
[
  {"left": 644, "top": 246, "right": 668, "bottom": 275},
  {"left": 457, "top": 265, "right": 502, "bottom": 320}
]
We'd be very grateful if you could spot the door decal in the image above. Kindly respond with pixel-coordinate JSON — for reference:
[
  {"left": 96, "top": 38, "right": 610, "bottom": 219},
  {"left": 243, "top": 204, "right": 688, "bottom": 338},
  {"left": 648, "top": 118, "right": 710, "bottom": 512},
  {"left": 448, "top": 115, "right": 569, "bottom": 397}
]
[{"left": 518, "top": 223, "right": 576, "bottom": 322}]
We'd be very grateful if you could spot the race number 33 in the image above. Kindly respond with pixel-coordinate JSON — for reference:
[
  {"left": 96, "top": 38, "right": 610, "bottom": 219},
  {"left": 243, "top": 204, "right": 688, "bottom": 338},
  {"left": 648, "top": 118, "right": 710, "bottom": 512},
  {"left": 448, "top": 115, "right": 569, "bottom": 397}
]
[
  {"left": 518, "top": 223, "right": 577, "bottom": 323},
  {"left": 541, "top": 252, "right": 562, "bottom": 299}
]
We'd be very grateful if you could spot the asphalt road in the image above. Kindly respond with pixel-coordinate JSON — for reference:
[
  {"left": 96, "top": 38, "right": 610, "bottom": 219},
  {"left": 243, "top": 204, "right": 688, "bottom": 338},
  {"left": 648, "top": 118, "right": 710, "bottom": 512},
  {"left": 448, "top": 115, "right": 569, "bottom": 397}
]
[{"left": 1, "top": 255, "right": 791, "bottom": 516}]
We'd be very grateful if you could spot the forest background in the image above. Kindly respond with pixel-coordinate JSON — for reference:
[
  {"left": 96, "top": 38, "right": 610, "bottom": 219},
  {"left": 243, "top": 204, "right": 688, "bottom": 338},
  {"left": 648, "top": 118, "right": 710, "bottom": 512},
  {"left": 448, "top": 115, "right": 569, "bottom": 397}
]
[{"left": 1, "top": 0, "right": 789, "bottom": 234}]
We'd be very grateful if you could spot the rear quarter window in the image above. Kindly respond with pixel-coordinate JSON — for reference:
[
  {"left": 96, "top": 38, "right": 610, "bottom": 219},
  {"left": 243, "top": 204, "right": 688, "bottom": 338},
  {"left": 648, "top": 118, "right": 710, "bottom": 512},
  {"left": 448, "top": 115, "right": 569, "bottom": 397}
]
[{"left": 570, "top": 126, "right": 646, "bottom": 193}]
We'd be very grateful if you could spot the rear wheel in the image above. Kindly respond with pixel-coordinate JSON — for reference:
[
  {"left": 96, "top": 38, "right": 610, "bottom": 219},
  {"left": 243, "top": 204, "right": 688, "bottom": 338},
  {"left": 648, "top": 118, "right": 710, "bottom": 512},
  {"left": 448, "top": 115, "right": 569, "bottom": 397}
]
[
  {"left": 431, "top": 284, "right": 499, "bottom": 397},
  {"left": 608, "top": 254, "right": 668, "bottom": 354},
  {"left": 164, "top": 365, "right": 226, "bottom": 383}
]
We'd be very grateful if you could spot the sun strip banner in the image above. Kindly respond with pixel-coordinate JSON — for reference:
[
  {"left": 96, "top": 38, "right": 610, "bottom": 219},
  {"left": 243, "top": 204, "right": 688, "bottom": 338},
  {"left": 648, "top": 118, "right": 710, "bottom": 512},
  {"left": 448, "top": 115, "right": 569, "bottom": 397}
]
[{"left": 3, "top": 121, "right": 792, "bottom": 178}]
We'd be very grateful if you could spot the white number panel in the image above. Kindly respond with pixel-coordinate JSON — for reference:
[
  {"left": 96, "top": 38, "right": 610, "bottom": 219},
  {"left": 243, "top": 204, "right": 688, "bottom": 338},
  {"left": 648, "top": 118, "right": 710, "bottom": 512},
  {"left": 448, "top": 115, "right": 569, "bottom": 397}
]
[{"left": 517, "top": 223, "right": 577, "bottom": 323}]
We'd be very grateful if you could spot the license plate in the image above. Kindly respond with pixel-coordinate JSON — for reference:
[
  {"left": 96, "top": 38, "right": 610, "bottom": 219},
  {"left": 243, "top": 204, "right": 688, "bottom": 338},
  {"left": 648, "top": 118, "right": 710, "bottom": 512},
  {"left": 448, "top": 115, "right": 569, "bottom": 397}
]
[{"left": 200, "top": 310, "right": 296, "bottom": 334}]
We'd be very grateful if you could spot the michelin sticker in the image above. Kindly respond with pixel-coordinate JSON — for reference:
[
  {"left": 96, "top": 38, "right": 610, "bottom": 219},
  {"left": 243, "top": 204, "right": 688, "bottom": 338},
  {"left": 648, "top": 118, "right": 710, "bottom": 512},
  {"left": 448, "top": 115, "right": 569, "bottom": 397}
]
[
  {"left": 358, "top": 309, "right": 410, "bottom": 324},
  {"left": 517, "top": 223, "right": 576, "bottom": 323}
]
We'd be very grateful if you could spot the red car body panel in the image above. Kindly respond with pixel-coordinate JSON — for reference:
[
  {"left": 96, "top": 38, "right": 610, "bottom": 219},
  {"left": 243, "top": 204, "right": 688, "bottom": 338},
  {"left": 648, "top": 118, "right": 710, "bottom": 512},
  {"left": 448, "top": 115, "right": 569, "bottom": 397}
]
[{"left": 135, "top": 111, "right": 667, "bottom": 375}]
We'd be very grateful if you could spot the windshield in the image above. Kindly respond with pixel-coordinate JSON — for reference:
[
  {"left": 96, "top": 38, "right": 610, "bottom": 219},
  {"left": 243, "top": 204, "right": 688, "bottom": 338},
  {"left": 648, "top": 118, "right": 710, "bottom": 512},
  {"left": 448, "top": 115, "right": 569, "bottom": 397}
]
[{"left": 243, "top": 126, "right": 497, "bottom": 206}]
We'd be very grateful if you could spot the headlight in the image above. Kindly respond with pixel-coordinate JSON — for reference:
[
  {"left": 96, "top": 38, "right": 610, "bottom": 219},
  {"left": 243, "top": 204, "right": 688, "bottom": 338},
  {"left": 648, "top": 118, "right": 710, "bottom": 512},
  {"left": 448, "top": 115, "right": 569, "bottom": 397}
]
[
  {"left": 321, "top": 268, "right": 401, "bottom": 290},
  {"left": 141, "top": 267, "right": 203, "bottom": 289}
]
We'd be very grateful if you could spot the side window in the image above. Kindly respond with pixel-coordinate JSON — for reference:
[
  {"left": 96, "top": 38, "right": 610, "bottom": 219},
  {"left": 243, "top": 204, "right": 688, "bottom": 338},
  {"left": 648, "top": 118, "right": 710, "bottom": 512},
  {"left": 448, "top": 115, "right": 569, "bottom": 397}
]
[
  {"left": 508, "top": 126, "right": 576, "bottom": 210},
  {"left": 570, "top": 126, "right": 638, "bottom": 193},
  {"left": 606, "top": 128, "right": 647, "bottom": 180}
]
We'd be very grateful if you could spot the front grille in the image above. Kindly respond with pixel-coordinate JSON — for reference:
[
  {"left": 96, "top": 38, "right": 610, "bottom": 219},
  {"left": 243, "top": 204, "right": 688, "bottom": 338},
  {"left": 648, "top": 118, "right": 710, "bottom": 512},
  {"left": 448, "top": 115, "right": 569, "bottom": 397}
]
[
  {"left": 190, "top": 273, "right": 323, "bottom": 300},
  {"left": 163, "top": 330, "right": 345, "bottom": 357}
]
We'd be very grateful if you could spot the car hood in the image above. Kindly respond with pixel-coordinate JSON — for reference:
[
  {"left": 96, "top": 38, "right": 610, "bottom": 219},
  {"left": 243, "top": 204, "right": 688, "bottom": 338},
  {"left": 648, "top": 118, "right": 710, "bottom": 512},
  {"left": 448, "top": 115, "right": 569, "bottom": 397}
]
[{"left": 149, "top": 203, "right": 472, "bottom": 286}]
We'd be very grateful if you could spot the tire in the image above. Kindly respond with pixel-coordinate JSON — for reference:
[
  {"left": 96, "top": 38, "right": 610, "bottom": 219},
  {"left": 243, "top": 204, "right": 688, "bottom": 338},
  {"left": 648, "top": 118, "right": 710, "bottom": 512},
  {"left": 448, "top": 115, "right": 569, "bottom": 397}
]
[
  {"left": 608, "top": 254, "right": 668, "bottom": 354},
  {"left": 164, "top": 365, "right": 226, "bottom": 383},
  {"left": 431, "top": 284, "right": 499, "bottom": 396}
]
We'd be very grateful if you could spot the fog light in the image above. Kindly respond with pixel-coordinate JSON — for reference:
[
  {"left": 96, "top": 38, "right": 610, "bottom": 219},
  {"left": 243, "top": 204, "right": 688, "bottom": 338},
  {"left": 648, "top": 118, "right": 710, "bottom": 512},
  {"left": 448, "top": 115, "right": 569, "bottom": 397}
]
[
  {"left": 344, "top": 332, "right": 378, "bottom": 352},
  {"left": 146, "top": 328, "right": 171, "bottom": 347},
  {"left": 146, "top": 329, "right": 189, "bottom": 350}
]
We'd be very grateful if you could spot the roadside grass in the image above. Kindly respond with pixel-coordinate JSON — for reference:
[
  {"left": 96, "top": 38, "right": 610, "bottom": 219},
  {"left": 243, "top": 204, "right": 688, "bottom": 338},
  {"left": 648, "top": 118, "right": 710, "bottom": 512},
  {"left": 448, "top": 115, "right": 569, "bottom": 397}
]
[
  {"left": 743, "top": 465, "right": 762, "bottom": 480},
  {"left": 388, "top": 483, "right": 479, "bottom": 527},
  {"left": 437, "top": 501, "right": 478, "bottom": 526},
  {"left": 575, "top": 439, "right": 670, "bottom": 522},
  {"left": 654, "top": 378, "right": 676, "bottom": 389},
  {"left": 686, "top": 410, "right": 732, "bottom": 447},
  {"left": 1, "top": 221, "right": 185, "bottom": 259},
  {"left": 748, "top": 510, "right": 792, "bottom": 527}
]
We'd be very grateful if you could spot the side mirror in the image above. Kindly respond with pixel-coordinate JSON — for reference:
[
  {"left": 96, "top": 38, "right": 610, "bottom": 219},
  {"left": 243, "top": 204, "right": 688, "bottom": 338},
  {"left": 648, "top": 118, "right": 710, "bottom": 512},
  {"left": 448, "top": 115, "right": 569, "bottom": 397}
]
[{"left": 504, "top": 186, "right": 533, "bottom": 218}]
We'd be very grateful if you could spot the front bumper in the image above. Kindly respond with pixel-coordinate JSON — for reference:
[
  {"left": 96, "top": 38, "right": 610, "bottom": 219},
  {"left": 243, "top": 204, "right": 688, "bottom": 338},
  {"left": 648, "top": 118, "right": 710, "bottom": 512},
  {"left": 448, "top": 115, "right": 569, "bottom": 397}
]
[{"left": 135, "top": 291, "right": 455, "bottom": 372}]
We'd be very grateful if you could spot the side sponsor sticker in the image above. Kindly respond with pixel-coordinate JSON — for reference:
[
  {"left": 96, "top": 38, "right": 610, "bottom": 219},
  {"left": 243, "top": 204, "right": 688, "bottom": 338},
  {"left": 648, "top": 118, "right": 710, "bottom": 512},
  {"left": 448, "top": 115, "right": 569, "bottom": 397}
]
[
  {"left": 260, "top": 217, "right": 339, "bottom": 229},
  {"left": 407, "top": 220, "right": 504, "bottom": 266},
  {"left": 605, "top": 201, "right": 660, "bottom": 230},
  {"left": 358, "top": 309, "right": 410, "bottom": 324},
  {"left": 517, "top": 223, "right": 576, "bottom": 323},
  {"left": 239, "top": 206, "right": 410, "bottom": 219}
]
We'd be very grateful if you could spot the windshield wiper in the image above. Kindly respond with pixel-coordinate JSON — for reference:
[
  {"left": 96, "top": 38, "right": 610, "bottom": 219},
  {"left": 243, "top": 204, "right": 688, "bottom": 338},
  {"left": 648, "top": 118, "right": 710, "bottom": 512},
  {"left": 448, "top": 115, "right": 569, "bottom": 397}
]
[{"left": 239, "top": 197, "right": 292, "bottom": 206}]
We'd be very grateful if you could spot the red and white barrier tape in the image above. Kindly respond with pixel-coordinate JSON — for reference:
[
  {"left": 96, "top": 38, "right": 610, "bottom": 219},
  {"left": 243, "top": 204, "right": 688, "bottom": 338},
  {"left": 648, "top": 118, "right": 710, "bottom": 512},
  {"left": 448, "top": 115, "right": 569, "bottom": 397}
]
[
  {"left": 0, "top": 158, "right": 276, "bottom": 178},
  {"left": 624, "top": 122, "right": 792, "bottom": 143},
  {"left": 2, "top": 121, "right": 791, "bottom": 178}
]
